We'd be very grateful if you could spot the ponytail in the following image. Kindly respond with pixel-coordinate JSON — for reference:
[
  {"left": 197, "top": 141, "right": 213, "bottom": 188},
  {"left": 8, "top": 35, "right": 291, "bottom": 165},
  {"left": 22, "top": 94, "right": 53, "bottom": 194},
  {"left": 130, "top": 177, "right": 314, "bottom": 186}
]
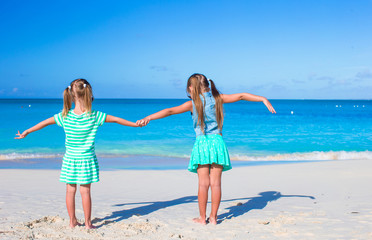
[
  {"left": 62, "top": 87, "right": 72, "bottom": 117},
  {"left": 209, "top": 79, "right": 224, "bottom": 131}
]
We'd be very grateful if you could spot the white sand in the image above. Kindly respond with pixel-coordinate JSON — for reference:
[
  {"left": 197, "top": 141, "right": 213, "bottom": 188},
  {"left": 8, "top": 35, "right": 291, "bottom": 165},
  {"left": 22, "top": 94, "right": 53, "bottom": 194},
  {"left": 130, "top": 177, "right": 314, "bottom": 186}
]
[{"left": 1, "top": 159, "right": 372, "bottom": 239}]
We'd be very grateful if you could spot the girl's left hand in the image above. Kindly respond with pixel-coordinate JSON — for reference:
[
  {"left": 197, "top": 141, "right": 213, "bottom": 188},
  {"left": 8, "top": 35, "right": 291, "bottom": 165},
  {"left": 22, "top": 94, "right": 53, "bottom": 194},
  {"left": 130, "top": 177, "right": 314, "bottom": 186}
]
[
  {"left": 15, "top": 130, "right": 29, "bottom": 139},
  {"left": 263, "top": 99, "right": 276, "bottom": 114},
  {"left": 136, "top": 117, "right": 150, "bottom": 127}
]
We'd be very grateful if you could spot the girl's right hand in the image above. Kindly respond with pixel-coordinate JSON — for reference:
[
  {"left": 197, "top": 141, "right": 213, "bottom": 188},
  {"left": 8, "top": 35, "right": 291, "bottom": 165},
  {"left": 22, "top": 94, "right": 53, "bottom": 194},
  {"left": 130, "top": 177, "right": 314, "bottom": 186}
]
[{"left": 15, "top": 130, "right": 29, "bottom": 139}]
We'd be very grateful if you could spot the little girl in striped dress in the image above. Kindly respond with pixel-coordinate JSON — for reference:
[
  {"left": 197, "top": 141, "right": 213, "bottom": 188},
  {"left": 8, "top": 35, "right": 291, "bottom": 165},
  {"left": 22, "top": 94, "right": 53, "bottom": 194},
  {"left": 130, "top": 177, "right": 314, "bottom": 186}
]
[
  {"left": 137, "top": 73, "right": 276, "bottom": 225},
  {"left": 15, "top": 79, "right": 139, "bottom": 229}
]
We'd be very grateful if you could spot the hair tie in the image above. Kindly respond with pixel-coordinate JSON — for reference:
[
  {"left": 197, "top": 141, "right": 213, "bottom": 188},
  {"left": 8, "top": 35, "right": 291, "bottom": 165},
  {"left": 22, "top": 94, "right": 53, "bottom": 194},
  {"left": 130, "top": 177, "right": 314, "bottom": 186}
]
[
  {"left": 67, "top": 86, "right": 71, "bottom": 90},
  {"left": 83, "top": 83, "right": 86, "bottom": 88}
]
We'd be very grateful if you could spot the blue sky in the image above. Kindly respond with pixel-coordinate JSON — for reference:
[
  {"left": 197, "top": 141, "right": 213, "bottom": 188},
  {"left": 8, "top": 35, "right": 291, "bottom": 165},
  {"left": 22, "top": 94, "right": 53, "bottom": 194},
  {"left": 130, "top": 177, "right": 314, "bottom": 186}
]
[{"left": 1, "top": 0, "right": 371, "bottom": 99}]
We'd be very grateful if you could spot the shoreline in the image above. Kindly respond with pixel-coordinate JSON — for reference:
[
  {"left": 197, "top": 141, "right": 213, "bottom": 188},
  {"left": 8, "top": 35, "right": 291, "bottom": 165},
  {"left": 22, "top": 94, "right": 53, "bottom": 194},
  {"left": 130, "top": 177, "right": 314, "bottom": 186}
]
[
  {"left": 1, "top": 150, "right": 371, "bottom": 164},
  {"left": 1, "top": 159, "right": 371, "bottom": 239},
  {"left": 0, "top": 155, "right": 334, "bottom": 171}
]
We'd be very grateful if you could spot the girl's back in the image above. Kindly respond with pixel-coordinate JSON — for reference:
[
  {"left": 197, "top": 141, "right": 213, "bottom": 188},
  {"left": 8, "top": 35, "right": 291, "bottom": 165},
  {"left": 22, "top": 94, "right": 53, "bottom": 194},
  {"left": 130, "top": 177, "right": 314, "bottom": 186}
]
[
  {"left": 191, "top": 91, "right": 221, "bottom": 136},
  {"left": 55, "top": 110, "right": 106, "bottom": 158}
]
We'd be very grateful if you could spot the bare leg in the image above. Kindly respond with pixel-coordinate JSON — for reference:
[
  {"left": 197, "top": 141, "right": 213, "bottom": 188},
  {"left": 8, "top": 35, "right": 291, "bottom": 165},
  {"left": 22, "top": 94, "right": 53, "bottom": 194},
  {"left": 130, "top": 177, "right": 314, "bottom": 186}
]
[
  {"left": 193, "top": 164, "right": 210, "bottom": 225},
  {"left": 80, "top": 184, "right": 95, "bottom": 229},
  {"left": 209, "top": 164, "right": 223, "bottom": 225},
  {"left": 66, "top": 184, "right": 79, "bottom": 228}
]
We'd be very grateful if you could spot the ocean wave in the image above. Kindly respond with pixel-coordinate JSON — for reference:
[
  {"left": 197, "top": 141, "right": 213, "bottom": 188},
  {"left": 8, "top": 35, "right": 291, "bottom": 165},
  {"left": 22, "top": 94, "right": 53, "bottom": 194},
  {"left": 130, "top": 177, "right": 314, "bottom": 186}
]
[
  {"left": 1, "top": 151, "right": 371, "bottom": 162},
  {"left": 0, "top": 153, "right": 63, "bottom": 161},
  {"left": 230, "top": 151, "right": 372, "bottom": 161}
]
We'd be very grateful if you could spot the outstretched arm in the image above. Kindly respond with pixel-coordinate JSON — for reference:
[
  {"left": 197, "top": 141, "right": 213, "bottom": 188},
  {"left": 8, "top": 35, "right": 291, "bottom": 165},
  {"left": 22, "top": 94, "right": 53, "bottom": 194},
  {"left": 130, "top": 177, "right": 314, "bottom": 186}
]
[
  {"left": 15, "top": 117, "right": 56, "bottom": 139},
  {"left": 137, "top": 101, "right": 192, "bottom": 126},
  {"left": 105, "top": 115, "right": 139, "bottom": 127},
  {"left": 221, "top": 93, "right": 276, "bottom": 114}
]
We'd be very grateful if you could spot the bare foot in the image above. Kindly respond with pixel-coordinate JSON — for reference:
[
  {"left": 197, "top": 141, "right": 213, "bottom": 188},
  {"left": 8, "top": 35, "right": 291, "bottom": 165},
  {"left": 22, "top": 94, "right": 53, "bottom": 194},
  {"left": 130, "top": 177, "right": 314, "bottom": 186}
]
[
  {"left": 69, "top": 219, "right": 80, "bottom": 228},
  {"left": 193, "top": 217, "right": 207, "bottom": 225},
  {"left": 85, "top": 223, "right": 96, "bottom": 229},
  {"left": 208, "top": 217, "right": 217, "bottom": 225}
]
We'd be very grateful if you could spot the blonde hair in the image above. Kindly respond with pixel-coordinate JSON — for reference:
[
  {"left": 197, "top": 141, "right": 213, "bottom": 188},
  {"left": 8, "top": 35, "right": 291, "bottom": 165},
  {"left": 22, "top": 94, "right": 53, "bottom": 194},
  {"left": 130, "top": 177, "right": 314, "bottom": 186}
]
[
  {"left": 186, "top": 73, "right": 224, "bottom": 133},
  {"left": 62, "top": 79, "right": 94, "bottom": 117}
]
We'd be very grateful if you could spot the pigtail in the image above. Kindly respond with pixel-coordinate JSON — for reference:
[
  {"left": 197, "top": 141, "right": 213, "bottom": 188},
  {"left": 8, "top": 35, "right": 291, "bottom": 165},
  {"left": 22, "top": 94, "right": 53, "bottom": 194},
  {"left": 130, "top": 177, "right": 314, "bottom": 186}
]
[
  {"left": 187, "top": 74, "right": 206, "bottom": 134},
  {"left": 83, "top": 83, "right": 93, "bottom": 115},
  {"left": 62, "top": 87, "right": 72, "bottom": 117},
  {"left": 63, "top": 78, "right": 94, "bottom": 117},
  {"left": 209, "top": 79, "right": 224, "bottom": 131},
  {"left": 192, "top": 81, "right": 206, "bottom": 134}
]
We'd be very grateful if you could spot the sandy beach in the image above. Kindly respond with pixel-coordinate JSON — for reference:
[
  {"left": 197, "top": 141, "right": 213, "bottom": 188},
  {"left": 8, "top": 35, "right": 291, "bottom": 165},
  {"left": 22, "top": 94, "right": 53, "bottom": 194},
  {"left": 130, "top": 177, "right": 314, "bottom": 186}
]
[{"left": 1, "top": 159, "right": 371, "bottom": 239}]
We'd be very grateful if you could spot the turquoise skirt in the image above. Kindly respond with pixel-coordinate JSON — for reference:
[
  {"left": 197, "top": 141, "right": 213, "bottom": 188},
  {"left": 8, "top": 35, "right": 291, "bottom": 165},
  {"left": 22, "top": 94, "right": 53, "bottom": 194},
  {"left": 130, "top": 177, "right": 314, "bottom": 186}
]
[
  {"left": 188, "top": 134, "right": 232, "bottom": 173},
  {"left": 60, "top": 156, "right": 100, "bottom": 184}
]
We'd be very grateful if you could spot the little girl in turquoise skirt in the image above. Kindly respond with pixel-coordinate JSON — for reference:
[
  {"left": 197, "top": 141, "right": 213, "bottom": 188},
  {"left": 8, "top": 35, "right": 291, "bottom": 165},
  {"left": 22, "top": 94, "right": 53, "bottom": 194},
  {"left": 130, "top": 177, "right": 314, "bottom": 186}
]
[{"left": 137, "top": 73, "right": 276, "bottom": 225}]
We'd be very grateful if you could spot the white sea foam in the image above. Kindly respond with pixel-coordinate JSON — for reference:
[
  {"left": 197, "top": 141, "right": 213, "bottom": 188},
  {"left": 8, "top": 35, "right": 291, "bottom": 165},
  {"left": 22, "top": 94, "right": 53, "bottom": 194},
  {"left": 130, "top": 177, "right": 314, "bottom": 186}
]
[
  {"left": 230, "top": 151, "right": 372, "bottom": 161},
  {"left": 1, "top": 151, "right": 371, "bottom": 162},
  {"left": 0, "top": 153, "right": 62, "bottom": 161}
]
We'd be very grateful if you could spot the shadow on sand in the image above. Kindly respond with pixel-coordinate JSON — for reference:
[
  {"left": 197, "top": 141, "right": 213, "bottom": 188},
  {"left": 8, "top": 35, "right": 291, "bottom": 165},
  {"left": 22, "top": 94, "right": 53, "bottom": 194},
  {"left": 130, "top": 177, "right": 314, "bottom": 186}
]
[
  {"left": 94, "top": 195, "right": 198, "bottom": 226},
  {"left": 218, "top": 191, "right": 315, "bottom": 223},
  {"left": 95, "top": 191, "right": 315, "bottom": 226}
]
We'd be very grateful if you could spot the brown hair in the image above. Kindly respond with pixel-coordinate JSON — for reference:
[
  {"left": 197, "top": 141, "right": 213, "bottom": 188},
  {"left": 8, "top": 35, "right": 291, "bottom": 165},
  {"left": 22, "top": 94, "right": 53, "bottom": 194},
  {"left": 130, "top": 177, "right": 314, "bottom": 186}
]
[
  {"left": 62, "top": 78, "right": 94, "bottom": 117},
  {"left": 186, "top": 73, "right": 224, "bottom": 133}
]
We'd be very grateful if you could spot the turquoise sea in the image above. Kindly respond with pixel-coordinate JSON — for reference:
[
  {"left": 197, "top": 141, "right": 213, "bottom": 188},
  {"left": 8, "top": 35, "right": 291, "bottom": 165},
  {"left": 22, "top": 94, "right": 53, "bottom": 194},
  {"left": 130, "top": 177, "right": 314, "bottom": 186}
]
[{"left": 2, "top": 99, "right": 371, "bottom": 170}]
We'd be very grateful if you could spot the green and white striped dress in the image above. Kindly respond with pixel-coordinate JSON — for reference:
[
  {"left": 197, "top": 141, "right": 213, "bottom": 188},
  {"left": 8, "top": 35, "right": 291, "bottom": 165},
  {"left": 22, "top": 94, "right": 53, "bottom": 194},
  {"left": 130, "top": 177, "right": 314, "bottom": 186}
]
[{"left": 54, "top": 110, "right": 107, "bottom": 184}]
